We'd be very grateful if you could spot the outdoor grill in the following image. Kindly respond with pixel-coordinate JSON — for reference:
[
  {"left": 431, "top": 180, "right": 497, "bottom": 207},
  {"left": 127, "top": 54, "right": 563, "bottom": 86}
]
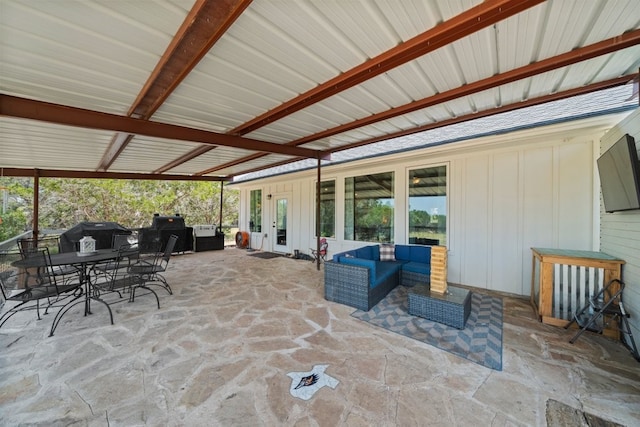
[
  {"left": 151, "top": 214, "right": 186, "bottom": 230},
  {"left": 139, "top": 214, "right": 193, "bottom": 253}
]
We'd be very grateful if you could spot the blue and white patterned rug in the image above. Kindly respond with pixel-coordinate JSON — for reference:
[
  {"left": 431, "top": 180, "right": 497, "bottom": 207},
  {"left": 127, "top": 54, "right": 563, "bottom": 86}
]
[{"left": 351, "top": 286, "right": 503, "bottom": 371}]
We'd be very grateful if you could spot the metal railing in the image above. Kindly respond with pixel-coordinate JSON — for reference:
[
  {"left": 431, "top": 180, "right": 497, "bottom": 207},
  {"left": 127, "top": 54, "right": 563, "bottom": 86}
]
[
  {"left": 0, "top": 229, "right": 65, "bottom": 252},
  {"left": 0, "top": 231, "right": 32, "bottom": 252}
]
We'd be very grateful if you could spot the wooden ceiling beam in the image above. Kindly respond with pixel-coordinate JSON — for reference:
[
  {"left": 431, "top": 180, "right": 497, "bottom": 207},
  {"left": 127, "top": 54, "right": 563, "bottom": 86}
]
[
  {"left": 195, "top": 152, "right": 265, "bottom": 176},
  {"left": 229, "top": 0, "right": 545, "bottom": 136},
  {"left": 202, "top": 31, "right": 639, "bottom": 175},
  {"left": 324, "top": 75, "right": 638, "bottom": 155},
  {"left": 0, "top": 95, "right": 323, "bottom": 159},
  {"left": 227, "top": 74, "right": 636, "bottom": 180},
  {"left": 0, "top": 168, "right": 228, "bottom": 181},
  {"left": 130, "top": 0, "right": 252, "bottom": 120},
  {"left": 97, "top": 0, "right": 252, "bottom": 171},
  {"left": 153, "top": 145, "right": 219, "bottom": 174},
  {"left": 292, "top": 29, "right": 640, "bottom": 146}
]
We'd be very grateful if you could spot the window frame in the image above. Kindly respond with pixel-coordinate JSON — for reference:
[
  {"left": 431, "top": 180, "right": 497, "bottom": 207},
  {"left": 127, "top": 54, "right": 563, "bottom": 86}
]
[
  {"left": 315, "top": 179, "right": 336, "bottom": 238},
  {"left": 407, "top": 163, "right": 448, "bottom": 247},
  {"left": 249, "top": 189, "right": 262, "bottom": 233},
  {"left": 344, "top": 171, "right": 395, "bottom": 243}
]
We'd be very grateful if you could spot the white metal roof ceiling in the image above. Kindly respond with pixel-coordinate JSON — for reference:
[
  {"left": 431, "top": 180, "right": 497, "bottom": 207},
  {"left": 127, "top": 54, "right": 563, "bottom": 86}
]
[{"left": 1, "top": 0, "right": 639, "bottom": 182}]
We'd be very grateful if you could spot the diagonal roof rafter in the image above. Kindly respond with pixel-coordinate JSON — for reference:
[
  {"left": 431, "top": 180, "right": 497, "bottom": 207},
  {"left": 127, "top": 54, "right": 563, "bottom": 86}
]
[
  {"left": 198, "top": 30, "right": 640, "bottom": 176},
  {"left": 230, "top": 0, "right": 546, "bottom": 136},
  {"left": 2, "top": 1, "right": 638, "bottom": 181},
  {"left": 160, "top": 0, "right": 544, "bottom": 175},
  {"left": 225, "top": 74, "right": 637, "bottom": 180},
  {"left": 0, "top": 95, "right": 323, "bottom": 159},
  {"left": 97, "top": 0, "right": 253, "bottom": 172},
  {"left": 0, "top": 168, "right": 228, "bottom": 181}
]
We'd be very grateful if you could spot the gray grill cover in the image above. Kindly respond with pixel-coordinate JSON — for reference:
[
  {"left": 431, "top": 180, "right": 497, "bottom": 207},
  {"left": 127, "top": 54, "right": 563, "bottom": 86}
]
[{"left": 60, "top": 222, "right": 131, "bottom": 252}]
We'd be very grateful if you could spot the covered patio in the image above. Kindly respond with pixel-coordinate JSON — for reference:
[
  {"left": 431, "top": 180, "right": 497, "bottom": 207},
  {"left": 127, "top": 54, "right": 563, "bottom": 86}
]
[{"left": 1, "top": 248, "right": 638, "bottom": 426}]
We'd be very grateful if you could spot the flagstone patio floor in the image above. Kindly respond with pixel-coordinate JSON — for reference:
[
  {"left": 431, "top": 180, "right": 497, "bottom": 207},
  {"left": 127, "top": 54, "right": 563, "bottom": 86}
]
[{"left": 1, "top": 248, "right": 638, "bottom": 426}]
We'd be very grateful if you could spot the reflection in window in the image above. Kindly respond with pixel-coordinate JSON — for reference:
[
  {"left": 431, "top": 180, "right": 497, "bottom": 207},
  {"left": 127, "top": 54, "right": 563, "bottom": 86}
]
[
  {"left": 345, "top": 172, "right": 394, "bottom": 243},
  {"left": 408, "top": 166, "right": 446, "bottom": 246},
  {"left": 249, "top": 189, "right": 261, "bottom": 232},
  {"left": 317, "top": 180, "right": 335, "bottom": 238},
  {"left": 276, "top": 198, "right": 287, "bottom": 245}
]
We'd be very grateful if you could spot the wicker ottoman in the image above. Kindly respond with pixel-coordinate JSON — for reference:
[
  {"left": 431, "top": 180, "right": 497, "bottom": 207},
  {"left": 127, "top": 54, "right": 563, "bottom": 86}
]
[{"left": 407, "top": 285, "right": 471, "bottom": 329}]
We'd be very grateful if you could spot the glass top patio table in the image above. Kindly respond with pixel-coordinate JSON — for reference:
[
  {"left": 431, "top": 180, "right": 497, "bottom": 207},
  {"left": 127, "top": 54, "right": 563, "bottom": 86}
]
[{"left": 11, "top": 248, "right": 138, "bottom": 335}]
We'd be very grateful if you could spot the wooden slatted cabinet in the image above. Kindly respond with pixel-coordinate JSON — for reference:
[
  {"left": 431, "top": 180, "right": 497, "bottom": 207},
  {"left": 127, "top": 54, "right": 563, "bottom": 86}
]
[{"left": 530, "top": 248, "right": 625, "bottom": 339}]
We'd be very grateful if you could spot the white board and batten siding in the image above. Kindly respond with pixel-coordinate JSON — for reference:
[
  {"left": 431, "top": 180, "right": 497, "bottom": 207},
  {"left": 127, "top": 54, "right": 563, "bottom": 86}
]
[
  {"left": 235, "top": 113, "right": 633, "bottom": 299},
  {"left": 454, "top": 129, "right": 596, "bottom": 295},
  {"left": 598, "top": 108, "right": 640, "bottom": 342}
]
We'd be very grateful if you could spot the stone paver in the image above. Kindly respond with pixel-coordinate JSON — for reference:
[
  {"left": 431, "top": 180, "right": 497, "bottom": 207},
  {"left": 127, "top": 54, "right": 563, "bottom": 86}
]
[{"left": 1, "top": 248, "right": 639, "bottom": 426}]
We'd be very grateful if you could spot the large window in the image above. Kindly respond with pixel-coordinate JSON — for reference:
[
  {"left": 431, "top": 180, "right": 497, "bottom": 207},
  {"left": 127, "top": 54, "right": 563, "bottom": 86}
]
[
  {"left": 317, "top": 180, "right": 335, "bottom": 238},
  {"left": 408, "top": 165, "right": 446, "bottom": 246},
  {"left": 249, "top": 189, "right": 262, "bottom": 232},
  {"left": 345, "top": 172, "right": 394, "bottom": 242}
]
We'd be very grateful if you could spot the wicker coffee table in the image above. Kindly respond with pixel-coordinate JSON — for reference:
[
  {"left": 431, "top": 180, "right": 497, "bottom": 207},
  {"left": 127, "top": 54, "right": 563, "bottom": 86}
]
[{"left": 407, "top": 285, "right": 471, "bottom": 329}]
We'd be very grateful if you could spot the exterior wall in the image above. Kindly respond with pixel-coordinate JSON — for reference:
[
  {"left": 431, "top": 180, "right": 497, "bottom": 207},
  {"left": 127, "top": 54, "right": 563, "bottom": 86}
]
[
  {"left": 598, "top": 108, "right": 640, "bottom": 344},
  {"left": 234, "top": 114, "right": 632, "bottom": 296}
]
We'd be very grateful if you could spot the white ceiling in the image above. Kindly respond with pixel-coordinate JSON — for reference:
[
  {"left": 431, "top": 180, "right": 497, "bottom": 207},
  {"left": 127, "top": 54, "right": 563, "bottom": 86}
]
[{"left": 1, "top": 0, "right": 639, "bottom": 181}]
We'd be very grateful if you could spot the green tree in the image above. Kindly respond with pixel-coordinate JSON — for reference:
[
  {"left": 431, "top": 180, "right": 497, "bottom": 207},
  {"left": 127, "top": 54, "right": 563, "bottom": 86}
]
[
  {"left": 0, "top": 178, "right": 32, "bottom": 241},
  {"left": 409, "top": 209, "right": 431, "bottom": 227},
  {"left": 0, "top": 178, "right": 239, "bottom": 241}
]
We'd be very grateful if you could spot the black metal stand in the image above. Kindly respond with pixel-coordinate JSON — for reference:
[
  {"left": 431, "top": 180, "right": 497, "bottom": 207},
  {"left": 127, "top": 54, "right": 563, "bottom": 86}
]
[{"left": 565, "top": 279, "right": 639, "bottom": 362}]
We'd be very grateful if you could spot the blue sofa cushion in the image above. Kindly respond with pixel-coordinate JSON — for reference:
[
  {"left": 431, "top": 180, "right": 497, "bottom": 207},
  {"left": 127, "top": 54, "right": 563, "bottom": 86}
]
[
  {"left": 402, "top": 261, "right": 431, "bottom": 275},
  {"left": 395, "top": 245, "right": 411, "bottom": 261},
  {"left": 371, "top": 245, "right": 380, "bottom": 261},
  {"left": 333, "top": 250, "right": 356, "bottom": 262},
  {"left": 409, "top": 245, "right": 431, "bottom": 263},
  {"left": 355, "top": 245, "right": 380, "bottom": 261},
  {"left": 376, "top": 261, "right": 402, "bottom": 287},
  {"left": 354, "top": 246, "right": 371, "bottom": 260}
]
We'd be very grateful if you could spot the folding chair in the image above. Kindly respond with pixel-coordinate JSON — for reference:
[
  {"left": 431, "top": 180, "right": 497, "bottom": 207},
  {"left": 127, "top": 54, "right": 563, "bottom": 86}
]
[
  {"left": 565, "top": 278, "right": 639, "bottom": 361},
  {"left": 310, "top": 238, "right": 328, "bottom": 263}
]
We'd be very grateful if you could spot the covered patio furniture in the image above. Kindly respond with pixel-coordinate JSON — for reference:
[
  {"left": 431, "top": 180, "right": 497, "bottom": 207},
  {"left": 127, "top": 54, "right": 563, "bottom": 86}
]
[{"left": 59, "top": 222, "right": 131, "bottom": 253}]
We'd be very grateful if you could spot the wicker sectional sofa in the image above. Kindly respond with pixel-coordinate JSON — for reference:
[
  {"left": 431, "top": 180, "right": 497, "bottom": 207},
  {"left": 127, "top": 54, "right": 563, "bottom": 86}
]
[{"left": 324, "top": 244, "right": 432, "bottom": 311}]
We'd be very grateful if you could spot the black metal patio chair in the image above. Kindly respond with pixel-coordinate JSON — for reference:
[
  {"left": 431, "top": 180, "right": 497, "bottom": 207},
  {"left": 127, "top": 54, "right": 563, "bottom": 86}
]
[
  {"left": 128, "top": 234, "right": 178, "bottom": 295},
  {"left": 0, "top": 248, "right": 83, "bottom": 331},
  {"left": 84, "top": 244, "right": 160, "bottom": 327},
  {"left": 18, "top": 236, "right": 80, "bottom": 282}
]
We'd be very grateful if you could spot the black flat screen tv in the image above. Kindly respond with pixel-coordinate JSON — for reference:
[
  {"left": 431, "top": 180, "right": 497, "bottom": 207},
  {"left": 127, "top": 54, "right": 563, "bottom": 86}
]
[{"left": 597, "top": 133, "right": 640, "bottom": 213}]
